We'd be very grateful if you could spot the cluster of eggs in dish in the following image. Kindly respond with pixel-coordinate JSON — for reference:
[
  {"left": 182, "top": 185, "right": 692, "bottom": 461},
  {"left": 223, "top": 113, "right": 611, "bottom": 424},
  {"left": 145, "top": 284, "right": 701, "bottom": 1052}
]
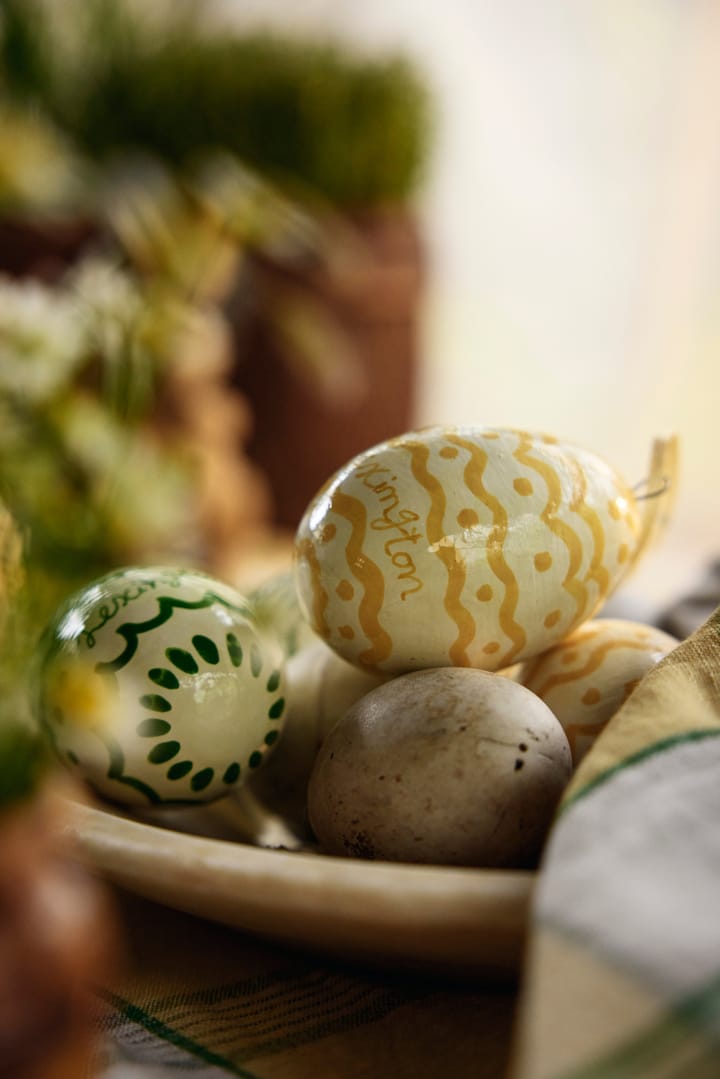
[{"left": 36, "top": 426, "right": 678, "bottom": 868}]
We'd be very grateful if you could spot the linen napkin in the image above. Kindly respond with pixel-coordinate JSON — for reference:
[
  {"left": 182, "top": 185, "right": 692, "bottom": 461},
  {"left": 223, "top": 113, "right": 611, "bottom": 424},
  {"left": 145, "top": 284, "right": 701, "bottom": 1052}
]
[{"left": 512, "top": 604, "right": 720, "bottom": 1078}]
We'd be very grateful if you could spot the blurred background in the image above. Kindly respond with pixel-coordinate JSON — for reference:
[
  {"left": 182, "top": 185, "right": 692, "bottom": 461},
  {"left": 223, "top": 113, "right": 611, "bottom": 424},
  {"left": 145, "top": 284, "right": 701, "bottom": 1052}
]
[
  {"left": 249, "top": 0, "right": 719, "bottom": 619},
  {"left": 2, "top": 0, "right": 719, "bottom": 640}
]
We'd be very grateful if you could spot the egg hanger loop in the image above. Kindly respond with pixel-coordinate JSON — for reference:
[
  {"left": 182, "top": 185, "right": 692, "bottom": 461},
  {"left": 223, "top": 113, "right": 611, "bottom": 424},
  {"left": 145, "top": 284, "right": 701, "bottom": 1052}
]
[
  {"left": 627, "top": 434, "right": 680, "bottom": 575},
  {"left": 632, "top": 475, "right": 672, "bottom": 501}
]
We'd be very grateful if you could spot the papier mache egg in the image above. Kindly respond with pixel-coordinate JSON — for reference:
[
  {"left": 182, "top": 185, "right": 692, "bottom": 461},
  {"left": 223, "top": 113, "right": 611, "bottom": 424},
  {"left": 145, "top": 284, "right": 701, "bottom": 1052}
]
[
  {"left": 36, "top": 567, "right": 287, "bottom": 807},
  {"left": 519, "top": 618, "right": 679, "bottom": 765},
  {"left": 295, "top": 426, "right": 671, "bottom": 675},
  {"left": 248, "top": 569, "right": 318, "bottom": 658},
  {"left": 248, "top": 637, "right": 389, "bottom": 830}
]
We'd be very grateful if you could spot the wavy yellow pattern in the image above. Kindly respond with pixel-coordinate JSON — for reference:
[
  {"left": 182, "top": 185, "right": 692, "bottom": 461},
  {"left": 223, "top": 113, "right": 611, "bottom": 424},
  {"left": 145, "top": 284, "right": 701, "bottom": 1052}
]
[
  {"left": 518, "top": 622, "right": 606, "bottom": 687},
  {"left": 404, "top": 441, "right": 475, "bottom": 665},
  {"left": 568, "top": 456, "right": 611, "bottom": 600},
  {"left": 295, "top": 537, "right": 329, "bottom": 640},
  {"left": 447, "top": 434, "right": 526, "bottom": 667},
  {"left": 528, "top": 635, "right": 660, "bottom": 699},
  {"left": 514, "top": 432, "right": 589, "bottom": 629},
  {"left": 331, "top": 489, "right": 392, "bottom": 668}
]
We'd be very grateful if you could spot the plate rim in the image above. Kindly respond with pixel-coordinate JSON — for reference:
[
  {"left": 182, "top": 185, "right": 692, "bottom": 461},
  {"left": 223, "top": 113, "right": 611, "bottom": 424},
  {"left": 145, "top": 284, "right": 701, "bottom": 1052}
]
[{"left": 62, "top": 798, "right": 535, "bottom": 977}]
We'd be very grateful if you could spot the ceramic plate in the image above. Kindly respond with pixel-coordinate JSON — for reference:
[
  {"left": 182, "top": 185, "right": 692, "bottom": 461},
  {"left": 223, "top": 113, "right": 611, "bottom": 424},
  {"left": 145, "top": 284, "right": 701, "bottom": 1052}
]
[{"left": 62, "top": 794, "right": 534, "bottom": 978}]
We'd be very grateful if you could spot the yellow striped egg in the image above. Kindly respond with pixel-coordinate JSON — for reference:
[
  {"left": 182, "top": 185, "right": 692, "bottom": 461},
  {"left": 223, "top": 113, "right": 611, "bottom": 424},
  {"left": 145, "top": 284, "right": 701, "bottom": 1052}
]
[
  {"left": 294, "top": 426, "right": 652, "bottom": 674},
  {"left": 519, "top": 619, "right": 679, "bottom": 764}
]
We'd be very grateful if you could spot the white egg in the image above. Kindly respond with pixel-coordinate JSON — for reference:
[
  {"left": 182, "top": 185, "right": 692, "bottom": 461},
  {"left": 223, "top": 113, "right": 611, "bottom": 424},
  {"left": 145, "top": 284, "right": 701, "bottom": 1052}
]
[
  {"left": 519, "top": 618, "right": 679, "bottom": 764},
  {"left": 308, "top": 667, "right": 572, "bottom": 867},
  {"left": 247, "top": 638, "right": 389, "bottom": 828},
  {"left": 36, "top": 566, "right": 287, "bottom": 807},
  {"left": 248, "top": 569, "right": 318, "bottom": 657}
]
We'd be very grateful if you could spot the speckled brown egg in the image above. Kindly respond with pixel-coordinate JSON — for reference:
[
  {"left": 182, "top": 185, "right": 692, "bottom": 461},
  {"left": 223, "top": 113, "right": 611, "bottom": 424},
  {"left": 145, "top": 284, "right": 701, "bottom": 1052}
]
[
  {"left": 307, "top": 666, "right": 572, "bottom": 867},
  {"left": 519, "top": 618, "right": 679, "bottom": 765}
]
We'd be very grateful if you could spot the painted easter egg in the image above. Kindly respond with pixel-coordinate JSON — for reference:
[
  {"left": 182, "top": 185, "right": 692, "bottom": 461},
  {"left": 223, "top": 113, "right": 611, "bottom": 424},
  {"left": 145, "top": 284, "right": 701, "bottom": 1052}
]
[
  {"left": 294, "top": 426, "right": 669, "bottom": 675},
  {"left": 36, "top": 566, "right": 287, "bottom": 807},
  {"left": 519, "top": 618, "right": 679, "bottom": 764}
]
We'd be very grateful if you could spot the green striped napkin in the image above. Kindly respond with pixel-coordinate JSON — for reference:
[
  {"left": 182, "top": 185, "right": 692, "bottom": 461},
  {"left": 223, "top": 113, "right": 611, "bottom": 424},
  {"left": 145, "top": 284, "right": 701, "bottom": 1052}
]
[{"left": 512, "top": 605, "right": 720, "bottom": 1078}]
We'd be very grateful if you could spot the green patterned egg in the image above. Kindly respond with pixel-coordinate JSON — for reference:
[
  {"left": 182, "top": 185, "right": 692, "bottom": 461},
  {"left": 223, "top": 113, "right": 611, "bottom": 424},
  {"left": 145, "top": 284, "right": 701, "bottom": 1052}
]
[
  {"left": 294, "top": 426, "right": 672, "bottom": 675},
  {"left": 36, "top": 566, "right": 287, "bottom": 807}
]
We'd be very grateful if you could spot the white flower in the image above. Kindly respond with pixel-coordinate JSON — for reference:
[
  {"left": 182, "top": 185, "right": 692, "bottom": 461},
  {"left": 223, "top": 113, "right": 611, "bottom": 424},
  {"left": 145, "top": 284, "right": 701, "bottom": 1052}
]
[
  {"left": 70, "top": 257, "right": 143, "bottom": 329},
  {"left": 69, "top": 257, "right": 145, "bottom": 364},
  {"left": 0, "top": 277, "right": 88, "bottom": 403}
]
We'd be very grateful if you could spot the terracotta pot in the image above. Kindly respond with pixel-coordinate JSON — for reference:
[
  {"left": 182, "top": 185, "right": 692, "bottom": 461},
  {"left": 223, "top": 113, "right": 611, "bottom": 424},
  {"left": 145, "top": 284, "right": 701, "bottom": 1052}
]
[
  {"left": 0, "top": 215, "right": 99, "bottom": 282},
  {"left": 231, "top": 208, "right": 424, "bottom": 529}
]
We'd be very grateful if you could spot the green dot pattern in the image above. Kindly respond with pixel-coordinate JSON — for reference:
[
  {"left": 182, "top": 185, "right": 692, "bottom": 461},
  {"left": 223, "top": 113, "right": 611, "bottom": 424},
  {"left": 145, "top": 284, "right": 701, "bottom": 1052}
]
[
  {"left": 223, "top": 762, "right": 240, "bottom": 784},
  {"left": 191, "top": 767, "right": 214, "bottom": 791},
  {"left": 140, "top": 693, "right": 172, "bottom": 713},
  {"left": 137, "top": 718, "right": 172, "bottom": 737},
  {"left": 268, "top": 698, "right": 285, "bottom": 720},
  {"left": 167, "top": 760, "right": 193, "bottom": 780},
  {"left": 149, "top": 668, "right": 180, "bottom": 690},
  {"left": 250, "top": 644, "right": 262, "bottom": 678},
  {"left": 76, "top": 603, "right": 283, "bottom": 797},
  {"left": 226, "top": 633, "right": 243, "bottom": 667},
  {"left": 148, "top": 740, "right": 181, "bottom": 764},
  {"left": 166, "top": 647, "right": 198, "bottom": 674},
  {"left": 193, "top": 634, "right": 219, "bottom": 665}
]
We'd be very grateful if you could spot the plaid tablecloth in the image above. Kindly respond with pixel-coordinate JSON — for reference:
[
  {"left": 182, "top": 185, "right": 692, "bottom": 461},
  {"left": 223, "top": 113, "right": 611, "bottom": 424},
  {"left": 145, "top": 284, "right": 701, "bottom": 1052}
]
[
  {"left": 92, "top": 599, "right": 720, "bottom": 1078},
  {"left": 92, "top": 890, "right": 516, "bottom": 1079}
]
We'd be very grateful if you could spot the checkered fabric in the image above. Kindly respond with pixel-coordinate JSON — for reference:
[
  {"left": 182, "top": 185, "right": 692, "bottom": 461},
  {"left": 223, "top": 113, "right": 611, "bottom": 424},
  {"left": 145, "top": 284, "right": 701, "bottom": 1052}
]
[{"left": 513, "top": 605, "right": 720, "bottom": 1077}]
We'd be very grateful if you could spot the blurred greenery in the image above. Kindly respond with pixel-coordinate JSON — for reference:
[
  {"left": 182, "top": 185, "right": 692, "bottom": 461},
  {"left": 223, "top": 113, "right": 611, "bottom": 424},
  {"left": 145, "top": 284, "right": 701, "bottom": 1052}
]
[
  {"left": 0, "top": 0, "right": 431, "bottom": 208},
  {"left": 0, "top": 0, "right": 432, "bottom": 800},
  {"left": 0, "top": 259, "right": 199, "bottom": 610},
  {"left": 0, "top": 499, "right": 47, "bottom": 803},
  {"left": 0, "top": 720, "right": 46, "bottom": 807},
  {"left": 0, "top": 142, "right": 356, "bottom": 630},
  {"left": 0, "top": 252, "right": 214, "bottom": 797},
  {"left": 0, "top": 104, "right": 87, "bottom": 212},
  {"left": 0, "top": 149, "right": 350, "bottom": 685}
]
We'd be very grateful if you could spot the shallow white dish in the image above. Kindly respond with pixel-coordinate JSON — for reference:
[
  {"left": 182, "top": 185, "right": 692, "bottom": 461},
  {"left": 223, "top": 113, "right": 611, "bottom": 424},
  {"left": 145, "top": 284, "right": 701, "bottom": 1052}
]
[{"left": 62, "top": 795, "right": 534, "bottom": 978}]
